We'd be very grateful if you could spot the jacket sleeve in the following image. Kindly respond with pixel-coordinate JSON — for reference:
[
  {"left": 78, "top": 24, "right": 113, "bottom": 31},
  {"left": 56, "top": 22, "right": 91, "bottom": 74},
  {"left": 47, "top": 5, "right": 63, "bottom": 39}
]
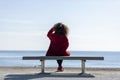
[
  {"left": 60, "top": 38, "right": 69, "bottom": 52},
  {"left": 47, "top": 28, "right": 54, "bottom": 40},
  {"left": 63, "top": 40, "right": 69, "bottom": 51}
]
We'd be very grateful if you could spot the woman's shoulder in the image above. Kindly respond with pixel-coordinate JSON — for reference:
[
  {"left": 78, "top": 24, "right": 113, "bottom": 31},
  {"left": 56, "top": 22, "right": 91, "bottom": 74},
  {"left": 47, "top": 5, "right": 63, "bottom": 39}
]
[{"left": 54, "top": 33, "right": 67, "bottom": 37}]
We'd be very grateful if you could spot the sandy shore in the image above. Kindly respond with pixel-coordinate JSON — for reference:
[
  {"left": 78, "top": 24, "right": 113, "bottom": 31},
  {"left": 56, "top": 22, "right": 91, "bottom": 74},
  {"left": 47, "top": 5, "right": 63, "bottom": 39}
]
[{"left": 1, "top": 67, "right": 120, "bottom": 80}]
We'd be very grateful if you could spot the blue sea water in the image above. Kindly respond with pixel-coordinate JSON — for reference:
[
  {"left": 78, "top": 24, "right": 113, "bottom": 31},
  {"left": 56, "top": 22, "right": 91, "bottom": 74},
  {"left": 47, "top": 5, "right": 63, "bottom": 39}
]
[{"left": 0, "top": 51, "right": 120, "bottom": 68}]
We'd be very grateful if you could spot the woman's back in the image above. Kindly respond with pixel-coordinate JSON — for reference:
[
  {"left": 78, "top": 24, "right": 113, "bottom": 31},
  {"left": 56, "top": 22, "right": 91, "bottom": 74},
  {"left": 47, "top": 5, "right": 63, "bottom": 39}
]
[{"left": 46, "top": 23, "right": 70, "bottom": 56}]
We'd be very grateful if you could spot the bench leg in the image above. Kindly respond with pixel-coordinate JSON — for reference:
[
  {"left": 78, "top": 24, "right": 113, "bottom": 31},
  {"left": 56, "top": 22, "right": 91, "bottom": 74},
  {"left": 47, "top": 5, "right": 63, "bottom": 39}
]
[
  {"left": 40, "top": 60, "right": 45, "bottom": 73},
  {"left": 81, "top": 60, "right": 86, "bottom": 74}
]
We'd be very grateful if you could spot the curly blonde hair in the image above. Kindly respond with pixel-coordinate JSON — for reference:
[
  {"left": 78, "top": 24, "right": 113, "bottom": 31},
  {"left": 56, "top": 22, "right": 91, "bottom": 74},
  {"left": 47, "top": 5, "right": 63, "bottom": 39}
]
[{"left": 53, "top": 23, "right": 69, "bottom": 36}]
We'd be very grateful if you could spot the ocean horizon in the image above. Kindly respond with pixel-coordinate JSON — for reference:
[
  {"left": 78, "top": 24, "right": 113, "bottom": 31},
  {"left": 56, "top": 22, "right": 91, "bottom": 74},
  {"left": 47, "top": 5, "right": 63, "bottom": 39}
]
[{"left": 0, "top": 50, "right": 120, "bottom": 68}]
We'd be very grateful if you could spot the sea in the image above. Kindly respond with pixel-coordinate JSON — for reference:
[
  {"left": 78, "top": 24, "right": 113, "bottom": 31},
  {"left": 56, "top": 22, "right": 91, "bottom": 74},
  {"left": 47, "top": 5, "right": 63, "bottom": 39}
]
[{"left": 0, "top": 51, "right": 120, "bottom": 68}]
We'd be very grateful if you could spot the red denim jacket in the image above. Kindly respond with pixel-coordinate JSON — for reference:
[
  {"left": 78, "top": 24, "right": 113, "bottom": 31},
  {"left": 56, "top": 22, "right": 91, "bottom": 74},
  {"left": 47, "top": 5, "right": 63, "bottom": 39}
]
[{"left": 46, "top": 29, "right": 70, "bottom": 56}]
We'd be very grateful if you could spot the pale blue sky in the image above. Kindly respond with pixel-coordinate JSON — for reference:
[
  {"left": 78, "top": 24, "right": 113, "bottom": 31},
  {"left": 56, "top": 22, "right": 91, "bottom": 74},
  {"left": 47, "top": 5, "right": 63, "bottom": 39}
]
[{"left": 0, "top": 0, "right": 120, "bottom": 51}]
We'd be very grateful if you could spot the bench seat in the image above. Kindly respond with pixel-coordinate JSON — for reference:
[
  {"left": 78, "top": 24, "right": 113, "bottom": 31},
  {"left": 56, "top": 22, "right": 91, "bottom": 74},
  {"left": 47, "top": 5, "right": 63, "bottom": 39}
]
[{"left": 23, "top": 56, "right": 104, "bottom": 74}]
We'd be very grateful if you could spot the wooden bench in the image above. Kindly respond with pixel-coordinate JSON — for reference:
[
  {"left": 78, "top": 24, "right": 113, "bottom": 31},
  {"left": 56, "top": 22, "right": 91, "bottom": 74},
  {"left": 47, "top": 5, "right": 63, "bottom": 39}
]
[{"left": 23, "top": 56, "right": 104, "bottom": 74}]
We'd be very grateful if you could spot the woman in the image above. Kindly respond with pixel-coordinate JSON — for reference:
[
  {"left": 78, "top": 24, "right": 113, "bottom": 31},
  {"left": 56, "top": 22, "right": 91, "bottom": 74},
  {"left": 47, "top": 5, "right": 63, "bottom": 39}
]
[{"left": 46, "top": 22, "right": 70, "bottom": 71}]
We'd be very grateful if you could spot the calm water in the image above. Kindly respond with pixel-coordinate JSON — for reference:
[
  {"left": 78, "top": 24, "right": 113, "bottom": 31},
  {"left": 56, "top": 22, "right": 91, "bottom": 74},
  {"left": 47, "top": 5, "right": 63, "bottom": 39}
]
[{"left": 0, "top": 51, "right": 120, "bottom": 68}]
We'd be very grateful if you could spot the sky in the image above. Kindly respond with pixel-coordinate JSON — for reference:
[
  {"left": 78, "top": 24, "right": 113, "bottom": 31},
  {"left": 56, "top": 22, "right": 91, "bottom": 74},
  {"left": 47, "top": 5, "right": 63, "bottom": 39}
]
[{"left": 0, "top": 0, "right": 120, "bottom": 51}]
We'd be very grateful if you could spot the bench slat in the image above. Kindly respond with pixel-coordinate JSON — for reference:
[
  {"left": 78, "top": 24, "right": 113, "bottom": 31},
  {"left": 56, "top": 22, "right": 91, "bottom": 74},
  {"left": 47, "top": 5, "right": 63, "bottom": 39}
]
[{"left": 23, "top": 56, "right": 104, "bottom": 60}]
